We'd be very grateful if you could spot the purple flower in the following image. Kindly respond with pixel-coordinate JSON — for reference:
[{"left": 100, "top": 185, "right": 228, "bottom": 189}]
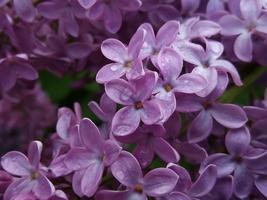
[
  {"left": 77, "top": 0, "right": 97, "bottom": 9},
  {"left": 9, "top": 190, "right": 68, "bottom": 200},
  {"left": 96, "top": 28, "right": 145, "bottom": 83},
  {"left": 176, "top": 73, "right": 247, "bottom": 143},
  {"left": 138, "top": 20, "right": 180, "bottom": 62},
  {"left": 117, "top": 124, "right": 179, "bottom": 168},
  {"left": 158, "top": 163, "right": 217, "bottom": 200},
  {"left": 86, "top": 0, "right": 142, "bottom": 33},
  {"left": 105, "top": 71, "right": 162, "bottom": 136},
  {"left": 219, "top": 0, "right": 267, "bottom": 62},
  {"left": 37, "top": 0, "right": 86, "bottom": 37},
  {"left": 13, "top": 0, "right": 36, "bottom": 23},
  {"left": 1, "top": 141, "right": 55, "bottom": 200},
  {"left": 153, "top": 47, "right": 207, "bottom": 121},
  {"left": 177, "top": 39, "right": 242, "bottom": 97},
  {"left": 96, "top": 151, "right": 178, "bottom": 200},
  {"left": 0, "top": 54, "right": 38, "bottom": 97},
  {"left": 62, "top": 118, "right": 121, "bottom": 197},
  {"left": 201, "top": 127, "right": 267, "bottom": 198}
]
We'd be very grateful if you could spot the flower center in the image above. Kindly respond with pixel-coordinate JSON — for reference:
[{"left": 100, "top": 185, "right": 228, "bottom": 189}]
[
  {"left": 134, "top": 184, "right": 143, "bottom": 193},
  {"left": 135, "top": 101, "right": 143, "bottom": 110},
  {"left": 163, "top": 83, "right": 173, "bottom": 92},
  {"left": 124, "top": 60, "right": 133, "bottom": 68},
  {"left": 31, "top": 171, "right": 40, "bottom": 180}
]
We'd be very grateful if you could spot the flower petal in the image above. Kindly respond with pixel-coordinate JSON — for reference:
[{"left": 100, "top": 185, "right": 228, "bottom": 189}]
[
  {"left": 112, "top": 106, "right": 140, "bottom": 136},
  {"left": 27, "top": 141, "right": 43, "bottom": 171},
  {"left": 33, "top": 174, "right": 55, "bottom": 199},
  {"left": 101, "top": 38, "right": 127, "bottom": 63},
  {"left": 187, "top": 110, "right": 213, "bottom": 143},
  {"left": 143, "top": 168, "right": 178, "bottom": 197},
  {"left": 219, "top": 15, "right": 246, "bottom": 36},
  {"left": 189, "top": 165, "right": 217, "bottom": 197},
  {"left": 81, "top": 161, "right": 104, "bottom": 197},
  {"left": 209, "top": 103, "right": 248, "bottom": 128},
  {"left": 234, "top": 33, "right": 253, "bottom": 62},
  {"left": 225, "top": 127, "right": 251, "bottom": 156},
  {"left": 13, "top": 0, "right": 36, "bottom": 22},
  {"left": 110, "top": 151, "right": 142, "bottom": 187},
  {"left": 1, "top": 152, "right": 31, "bottom": 176},
  {"left": 140, "top": 100, "right": 161, "bottom": 125},
  {"left": 255, "top": 175, "right": 267, "bottom": 197}
]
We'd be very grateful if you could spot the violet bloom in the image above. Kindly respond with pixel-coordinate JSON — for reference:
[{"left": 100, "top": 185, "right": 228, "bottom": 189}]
[
  {"left": 176, "top": 73, "right": 247, "bottom": 143},
  {"left": 96, "top": 151, "right": 178, "bottom": 200},
  {"left": 178, "top": 39, "right": 242, "bottom": 97},
  {"left": 138, "top": 20, "right": 179, "bottom": 62},
  {"left": 201, "top": 127, "right": 267, "bottom": 198},
  {"left": 77, "top": 0, "right": 97, "bottom": 9},
  {"left": 1, "top": 141, "right": 55, "bottom": 200},
  {"left": 219, "top": 0, "right": 267, "bottom": 62},
  {"left": 157, "top": 163, "right": 217, "bottom": 200},
  {"left": 86, "top": 0, "right": 142, "bottom": 33},
  {"left": 37, "top": 0, "right": 86, "bottom": 37},
  {"left": 96, "top": 28, "right": 145, "bottom": 83},
  {"left": 153, "top": 47, "right": 207, "bottom": 122},
  {"left": 118, "top": 124, "right": 179, "bottom": 168},
  {"left": 0, "top": 54, "right": 38, "bottom": 97},
  {"left": 105, "top": 71, "right": 162, "bottom": 136},
  {"left": 12, "top": 0, "right": 36, "bottom": 23},
  {"left": 63, "top": 118, "right": 121, "bottom": 197}
]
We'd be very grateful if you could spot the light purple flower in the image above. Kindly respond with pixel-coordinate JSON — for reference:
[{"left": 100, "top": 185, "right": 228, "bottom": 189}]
[
  {"left": 13, "top": 0, "right": 36, "bottom": 23},
  {"left": 105, "top": 71, "right": 162, "bottom": 136},
  {"left": 219, "top": 0, "right": 267, "bottom": 62},
  {"left": 1, "top": 141, "right": 55, "bottom": 200},
  {"left": 177, "top": 39, "right": 242, "bottom": 97},
  {"left": 176, "top": 73, "right": 247, "bottom": 143},
  {"left": 96, "top": 28, "right": 145, "bottom": 83},
  {"left": 62, "top": 118, "right": 121, "bottom": 197},
  {"left": 153, "top": 47, "right": 207, "bottom": 121},
  {"left": 201, "top": 127, "right": 267, "bottom": 198},
  {"left": 138, "top": 20, "right": 180, "bottom": 62},
  {"left": 96, "top": 151, "right": 178, "bottom": 200}
]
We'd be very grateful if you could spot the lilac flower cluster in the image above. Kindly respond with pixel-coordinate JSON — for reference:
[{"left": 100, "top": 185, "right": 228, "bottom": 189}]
[{"left": 1, "top": 0, "right": 267, "bottom": 200}]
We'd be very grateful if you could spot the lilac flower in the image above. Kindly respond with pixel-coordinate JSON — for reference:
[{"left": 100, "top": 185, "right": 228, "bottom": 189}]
[
  {"left": 37, "top": 0, "right": 86, "bottom": 37},
  {"left": 176, "top": 73, "right": 247, "bottom": 142},
  {"left": 96, "top": 151, "right": 178, "bottom": 200},
  {"left": 77, "top": 0, "right": 97, "bottom": 9},
  {"left": 0, "top": 54, "right": 38, "bottom": 97},
  {"left": 157, "top": 163, "right": 217, "bottom": 200},
  {"left": 219, "top": 0, "right": 267, "bottom": 62},
  {"left": 117, "top": 124, "right": 179, "bottom": 168},
  {"left": 177, "top": 39, "right": 242, "bottom": 97},
  {"left": 10, "top": 190, "right": 68, "bottom": 200},
  {"left": 62, "top": 118, "right": 121, "bottom": 197},
  {"left": 0, "top": 171, "right": 13, "bottom": 194},
  {"left": 86, "top": 0, "right": 142, "bottom": 33},
  {"left": 105, "top": 71, "right": 162, "bottom": 136},
  {"left": 1, "top": 141, "right": 55, "bottom": 200},
  {"left": 153, "top": 47, "right": 207, "bottom": 121},
  {"left": 96, "top": 28, "right": 145, "bottom": 83},
  {"left": 138, "top": 20, "right": 180, "bottom": 62},
  {"left": 201, "top": 127, "right": 267, "bottom": 198},
  {"left": 171, "top": 17, "right": 221, "bottom": 52}
]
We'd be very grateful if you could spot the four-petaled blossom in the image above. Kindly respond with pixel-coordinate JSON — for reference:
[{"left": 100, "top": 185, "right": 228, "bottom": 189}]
[
  {"left": 1, "top": 141, "right": 55, "bottom": 200},
  {"left": 105, "top": 71, "right": 162, "bottom": 136},
  {"left": 61, "top": 118, "right": 121, "bottom": 197},
  {"left": 96, "top": 151, "right": 179, "bottom": 200},
  {"left": 96, "top": 28, "right": 145, "bottom": 83},
  {"left": 219, "top": 0, "right": 267, "bottom": 62},
  {"left": 201, "top": 127, "right": 267, "bottom": 198},
  {"left": 153, "top": 47, "right": 207, "bottom": 122}
]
